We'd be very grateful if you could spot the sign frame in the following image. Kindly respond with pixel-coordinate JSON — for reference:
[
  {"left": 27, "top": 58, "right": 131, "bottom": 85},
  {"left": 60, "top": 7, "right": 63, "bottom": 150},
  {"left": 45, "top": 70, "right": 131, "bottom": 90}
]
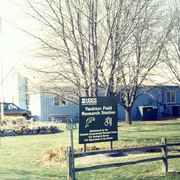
[{"left": 79, "top": 96, "right": 118, "bottom": 144}]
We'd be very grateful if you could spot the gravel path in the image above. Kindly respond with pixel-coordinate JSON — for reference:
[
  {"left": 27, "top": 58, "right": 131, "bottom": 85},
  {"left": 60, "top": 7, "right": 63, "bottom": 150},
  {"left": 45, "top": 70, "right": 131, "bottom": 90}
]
[{"left": 74, "top": 152, "right": 158, "bottom": 166}]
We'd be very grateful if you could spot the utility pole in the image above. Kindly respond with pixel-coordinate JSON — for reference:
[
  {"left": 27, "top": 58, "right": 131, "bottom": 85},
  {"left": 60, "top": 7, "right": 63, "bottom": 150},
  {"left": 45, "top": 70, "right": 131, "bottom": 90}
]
[{"left": 0, "top": 17, "right": 4, "bottom": 119}]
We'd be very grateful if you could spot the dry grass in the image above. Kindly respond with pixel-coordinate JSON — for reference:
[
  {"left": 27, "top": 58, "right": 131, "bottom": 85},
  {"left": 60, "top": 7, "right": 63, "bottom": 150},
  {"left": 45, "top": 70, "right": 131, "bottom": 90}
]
[
  {"left": 38, "top": 137, "right": 178, "bottom": 167},
  {"left": 38, "top": 145, "right": 110, "bottom": 167},
  {"left": 0, "top": 116, "right": 58, "bottom": 130},
  {"left": 1, "top": 116, "right": 37, "bottom": 129},
  {"left": 38, "top": 139, "right": 150, "bottom": 167},
  {"left": 119, "top": 138, "right": 141, "bottom": 148},
  {"left": 39, "top": 146, "right": 67, "bottom": 167}
]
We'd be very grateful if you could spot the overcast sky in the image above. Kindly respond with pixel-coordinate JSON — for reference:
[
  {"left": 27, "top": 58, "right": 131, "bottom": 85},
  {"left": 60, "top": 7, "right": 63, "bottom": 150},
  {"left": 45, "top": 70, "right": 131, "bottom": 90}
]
[
  {"left": 0, "top": 0, "right": 29, "bottom": 78},
  {"left": 0, "top": 0, "right": 177, "bottom": 85}
]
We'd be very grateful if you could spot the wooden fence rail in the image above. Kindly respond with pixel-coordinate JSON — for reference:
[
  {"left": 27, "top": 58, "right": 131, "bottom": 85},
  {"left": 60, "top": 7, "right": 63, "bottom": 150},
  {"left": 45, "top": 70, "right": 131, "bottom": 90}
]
[{"left": 66, "top": 137, "right": 180, "bottom": 179}]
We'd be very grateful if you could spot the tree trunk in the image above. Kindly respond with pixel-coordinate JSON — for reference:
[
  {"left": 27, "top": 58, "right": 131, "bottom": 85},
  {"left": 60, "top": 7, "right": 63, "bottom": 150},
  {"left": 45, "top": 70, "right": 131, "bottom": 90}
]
[{"left": 125, "top": 107, "right": 132, "bottom": 124}]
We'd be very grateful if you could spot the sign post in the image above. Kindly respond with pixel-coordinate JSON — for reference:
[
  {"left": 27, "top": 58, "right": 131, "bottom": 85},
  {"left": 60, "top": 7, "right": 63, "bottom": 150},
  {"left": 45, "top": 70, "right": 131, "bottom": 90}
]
[
  {"left": 66, "top": 123, "right": 77, "bottom": 180},
  {"left": 79, "top": 97, "right": 117, "bottom": 144}
]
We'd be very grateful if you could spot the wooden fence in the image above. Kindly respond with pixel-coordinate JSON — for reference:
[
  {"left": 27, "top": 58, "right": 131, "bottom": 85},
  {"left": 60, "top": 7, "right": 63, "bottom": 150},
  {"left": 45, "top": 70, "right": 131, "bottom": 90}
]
[{"left": 66, "top": 137, "right": 180, "bottom": 179}]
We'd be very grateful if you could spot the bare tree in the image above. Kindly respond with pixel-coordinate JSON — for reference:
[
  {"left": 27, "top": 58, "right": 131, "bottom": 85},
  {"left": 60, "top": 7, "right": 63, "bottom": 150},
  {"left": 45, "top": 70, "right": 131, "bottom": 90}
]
[
  {"left": 93, "top": 0, "right": 172, "bottom": 123},
  {"left": 111, "top": 0, "right": 172, "bottom": 124},
  {"left": 162, "top": 0, "right": 180, "bottom": 86},
  {"left": 10, "top": 0, "right": 172, "bottom": 124}
]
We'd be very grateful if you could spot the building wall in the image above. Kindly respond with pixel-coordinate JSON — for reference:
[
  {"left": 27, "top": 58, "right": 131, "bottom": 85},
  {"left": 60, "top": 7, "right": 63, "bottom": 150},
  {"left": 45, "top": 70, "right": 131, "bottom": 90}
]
[
  {"left": 2, "top": 71, "right": 30, "bottom": 111},
  {"left": 29, "top": 94, "right": 41, "bottom": 121},
  {"left": 18, "top": 75, "right": 29, "bottom": 110},
  {"left": 161, "top": 86, "right": 180, "bottom": 117},
  {"left": 131, "top": 86, "right": 180, "bottom": 119},
  {"left": 117, "top": 104, "right": 125, "bottom": 120},
  {"left": 29, "top": 86, "right": 180, "bottom": 121},
  {"left": 40, "top": 94, "right": 79, "bottom": 121}
]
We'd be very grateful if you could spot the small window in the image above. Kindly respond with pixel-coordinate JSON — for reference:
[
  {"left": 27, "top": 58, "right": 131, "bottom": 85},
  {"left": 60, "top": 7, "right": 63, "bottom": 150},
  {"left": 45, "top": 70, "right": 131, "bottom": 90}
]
[
  {"left": 8, "top": 104, "right": 18, "bottom": 110},
  {"left": 166, "top": 91, "right": 175, "bottom": 103},
  {"left": 120, "top": 91, "right": 126, "bottom": 104},
  {"left": 53, "top": 95, "right": 66, "bottom": 107}
]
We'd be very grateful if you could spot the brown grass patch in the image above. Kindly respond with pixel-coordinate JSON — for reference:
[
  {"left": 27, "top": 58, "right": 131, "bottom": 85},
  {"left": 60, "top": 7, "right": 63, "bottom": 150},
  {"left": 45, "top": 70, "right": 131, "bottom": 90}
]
[
  {"left": 38, "top": 141, "right": 179, "bottom": 167},
  {"left": 38, "top": 139, "right": 148, "bottom": 167},
  {"left": 38, "top": 146, "right": 67, "bottom": 167},
  {"left": 1, "top": 116, "right": 38, "bottom": 129},
  {"left": 38, "top": 139, "right": 147, "bottom": 167},
  {"left": 38, "top": 145, "right": 109, "bottom": 167},
  {"left": 0, "top": 116, "right": 59, "bottom": 130}
]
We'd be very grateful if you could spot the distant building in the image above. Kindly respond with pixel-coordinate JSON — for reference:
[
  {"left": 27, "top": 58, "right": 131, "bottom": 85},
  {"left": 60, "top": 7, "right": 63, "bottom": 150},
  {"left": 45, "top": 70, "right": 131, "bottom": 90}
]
[
  {"left": 2, "top": 69, "right": 180, "bottom": 121},
  {"left": 1, "top": 69, "right": 29, "bottom": 110},
  {"left": 29, "top": 85, "right": 180, "bottom": 121}
]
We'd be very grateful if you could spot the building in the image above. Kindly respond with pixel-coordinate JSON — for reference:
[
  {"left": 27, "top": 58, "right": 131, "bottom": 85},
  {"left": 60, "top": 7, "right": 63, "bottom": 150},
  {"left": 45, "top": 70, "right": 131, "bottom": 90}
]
[
  {"left": 29, "top": 85, "right": 180, "bottom": 121},
  {"left": 1, "top": 70, "right": 30, "bottom": 110}
]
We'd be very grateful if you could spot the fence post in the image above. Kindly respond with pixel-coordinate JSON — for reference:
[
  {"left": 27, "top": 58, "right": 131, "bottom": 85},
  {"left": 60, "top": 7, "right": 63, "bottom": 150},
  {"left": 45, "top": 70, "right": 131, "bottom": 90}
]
[
  {"left": 66, "top": 146, "right": 72, "bottom": 179},
  {"left": 161, "top": 137, "right": 168, "bottom": 172}
]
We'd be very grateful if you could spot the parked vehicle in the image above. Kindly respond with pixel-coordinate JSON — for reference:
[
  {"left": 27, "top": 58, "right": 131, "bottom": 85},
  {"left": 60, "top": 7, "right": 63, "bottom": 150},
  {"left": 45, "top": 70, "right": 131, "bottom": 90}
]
[{"left": 0, "top": 102, "right": 32, "bottom": 120}]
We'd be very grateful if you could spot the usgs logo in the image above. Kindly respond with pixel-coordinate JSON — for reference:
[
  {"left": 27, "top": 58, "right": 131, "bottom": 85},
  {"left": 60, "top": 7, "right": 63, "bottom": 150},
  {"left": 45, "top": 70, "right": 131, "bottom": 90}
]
[{"left": 82, "top": 98, "right": 97, "bottom": 105}]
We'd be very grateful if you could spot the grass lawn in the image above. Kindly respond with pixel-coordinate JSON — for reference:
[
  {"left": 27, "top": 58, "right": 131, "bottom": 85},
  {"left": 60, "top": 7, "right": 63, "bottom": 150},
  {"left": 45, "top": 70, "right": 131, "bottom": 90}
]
[{"left": 0, "top": 118, "right": 180, "bottom": 179}]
